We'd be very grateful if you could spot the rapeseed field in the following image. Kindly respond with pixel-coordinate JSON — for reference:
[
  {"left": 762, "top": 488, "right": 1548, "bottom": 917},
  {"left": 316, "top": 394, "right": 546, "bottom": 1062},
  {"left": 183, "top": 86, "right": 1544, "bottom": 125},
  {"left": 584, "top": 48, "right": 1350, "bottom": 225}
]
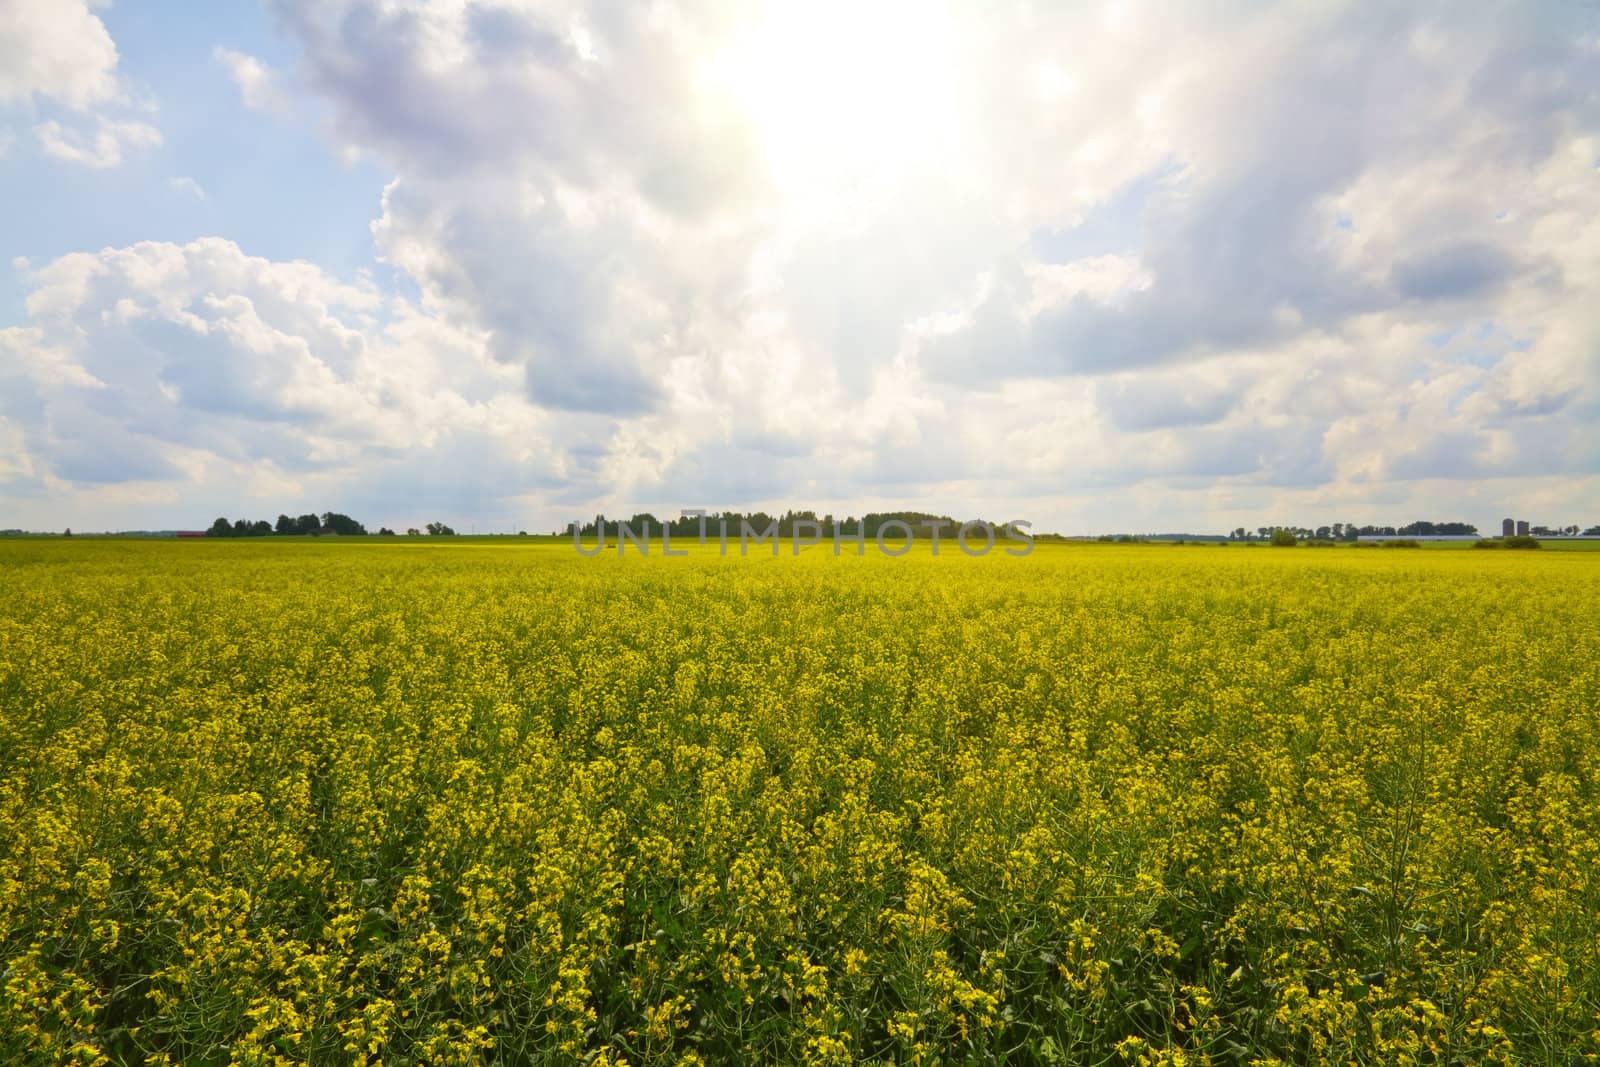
[{"left": 2, "top": 539, "right": 1597, "bottom": 1065}]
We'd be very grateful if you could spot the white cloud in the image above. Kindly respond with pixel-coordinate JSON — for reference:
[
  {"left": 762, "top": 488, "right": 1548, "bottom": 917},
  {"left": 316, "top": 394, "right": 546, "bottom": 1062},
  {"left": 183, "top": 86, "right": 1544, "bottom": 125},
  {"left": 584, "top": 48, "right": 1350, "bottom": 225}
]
[
  {"left": 2, "top": 0, "right": 161, "bottom": 169},
  {"left": 3, "top": 238, "right": 583, "bottom": 525},
  {"left": 169, "top": 175, "right": 206, "bottom": 199},
  {"left": 0, "top": 0, "right": 120, "bottom": 108},
  {"left": 213, "top": 47, "right": 290, "bottom": 115},
  {"left": 35, "top": 116, "right": 161, "bottom": 168}
]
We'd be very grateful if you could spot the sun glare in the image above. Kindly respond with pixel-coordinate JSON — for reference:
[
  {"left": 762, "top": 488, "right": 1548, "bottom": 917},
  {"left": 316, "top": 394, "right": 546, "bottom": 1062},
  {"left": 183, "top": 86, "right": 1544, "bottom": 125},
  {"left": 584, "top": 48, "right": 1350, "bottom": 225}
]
[{"left": 704, "top": 0, "right": 962, "bottom": 201}]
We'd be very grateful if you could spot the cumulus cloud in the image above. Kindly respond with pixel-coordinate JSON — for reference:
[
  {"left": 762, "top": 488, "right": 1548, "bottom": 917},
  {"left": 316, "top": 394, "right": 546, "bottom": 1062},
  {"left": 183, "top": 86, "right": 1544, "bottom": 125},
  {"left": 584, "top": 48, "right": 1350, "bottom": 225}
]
[
  {"left": 3, "top": 239, "right": 581, "bottom": 524},
  {"left": 1, "top": 0, "right": 162, "bottom": 168},
  {"left": 282, "top": 0, "right": 780, "bottom": 418},
  {"left": 0, "top": 0, "right": 120, "bottom": 108},
  {"left": 1098, "top": 372, "right": 1238, "bottom": 433},
  {"left": 5, "top": 0, "right": 1599, "bottom": 531}
]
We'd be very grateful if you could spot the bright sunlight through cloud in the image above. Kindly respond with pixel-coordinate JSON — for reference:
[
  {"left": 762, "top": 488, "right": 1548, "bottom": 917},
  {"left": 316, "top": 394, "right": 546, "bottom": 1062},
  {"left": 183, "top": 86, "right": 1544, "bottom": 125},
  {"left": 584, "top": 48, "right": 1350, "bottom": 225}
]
[{"left": 702, "top": 0, "right": 964, "bottom": 209}]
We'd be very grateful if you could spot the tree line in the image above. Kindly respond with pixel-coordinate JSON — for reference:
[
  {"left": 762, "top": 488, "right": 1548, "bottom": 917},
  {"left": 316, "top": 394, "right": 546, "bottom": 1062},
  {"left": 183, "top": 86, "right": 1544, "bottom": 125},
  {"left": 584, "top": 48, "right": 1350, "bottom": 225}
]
[
  {"left": 207, "top": 512, "right": 370, "bottom": 537},
  {"left": 1227, "top": 521, "right": 1482, "bottom": 542},
  {"left": 570, "top": 510, "right": 1017, "bottom": 540},
  {"left": 1226, "top": 520, "right": 1598, "bottom": 541},
  {"left": 1526, "top": 524, "right": 1600, "bottom": 536},
  {"left": 205, "top": 514, "right": 462, "bottom": 537}
]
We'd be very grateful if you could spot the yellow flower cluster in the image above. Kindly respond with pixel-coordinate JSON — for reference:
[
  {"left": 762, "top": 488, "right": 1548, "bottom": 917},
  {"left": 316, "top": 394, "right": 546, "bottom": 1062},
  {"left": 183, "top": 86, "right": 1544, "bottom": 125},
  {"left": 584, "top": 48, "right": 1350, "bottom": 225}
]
[{"left": 2, "top": 538, "right": 1598, "bottom": 1063}]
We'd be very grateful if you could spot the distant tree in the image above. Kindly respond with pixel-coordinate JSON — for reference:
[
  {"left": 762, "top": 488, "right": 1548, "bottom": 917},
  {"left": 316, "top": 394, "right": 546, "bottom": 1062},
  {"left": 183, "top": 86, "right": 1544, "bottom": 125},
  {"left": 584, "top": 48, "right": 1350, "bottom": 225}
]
[
  {"left": 406, "top": 527, "right": 421, "bottom": 536},
  {"left": 250, "top": 520, "right": 272, "bottom": 537},
  {"left": 378, "top": 527, "right": 396, "bottom": 536},
  {"left": 295, "top": 513, "right": 320, "bottom": 535},
  {"left": 1271, "top": 528, "right": 1298, "bottom": 547},
  {"left": 231, "top": 519, "right": 251, "bottom": 536},
  {"left": 425, "top": 521, "right": 456, "bottom": 536},
  {"left": 63, "top": 528, "right": 72, "bottom": 538},
  {"left": 208, "top": 517, "right": 232, "bottom": 537},
  {"left": 1565, "top": 525, "right": 1579, "bottom": 536},
  {"left": 321, "top": 512, "right": 367, "bottom": 536},
  {"left": 1586, "top": 525, "right": 1600, "bottom": 536},
  {"left": 275, "top": 514, "right": 297, "bottom": 535}
]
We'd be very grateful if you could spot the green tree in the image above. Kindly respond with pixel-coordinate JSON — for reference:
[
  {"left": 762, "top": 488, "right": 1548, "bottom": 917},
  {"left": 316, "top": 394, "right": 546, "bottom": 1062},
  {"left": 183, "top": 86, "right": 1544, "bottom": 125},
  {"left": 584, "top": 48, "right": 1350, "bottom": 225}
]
[{"left": 320, "top": 512, "right": 368, "bottom": 536}]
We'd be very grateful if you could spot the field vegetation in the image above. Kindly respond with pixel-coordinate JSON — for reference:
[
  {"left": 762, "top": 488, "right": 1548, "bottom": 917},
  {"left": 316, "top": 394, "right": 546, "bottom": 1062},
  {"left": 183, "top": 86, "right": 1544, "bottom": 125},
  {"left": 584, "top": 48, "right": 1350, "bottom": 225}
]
[{"left": 2, "top": 540, "right": 1598, "bottom": 1064}]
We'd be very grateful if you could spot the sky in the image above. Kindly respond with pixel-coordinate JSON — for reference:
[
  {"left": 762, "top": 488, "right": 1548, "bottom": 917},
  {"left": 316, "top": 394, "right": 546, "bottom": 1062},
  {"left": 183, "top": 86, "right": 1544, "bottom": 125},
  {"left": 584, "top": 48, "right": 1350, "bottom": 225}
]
[{"left": 1, "top": 0, "right": 1597, "bottom": 535}]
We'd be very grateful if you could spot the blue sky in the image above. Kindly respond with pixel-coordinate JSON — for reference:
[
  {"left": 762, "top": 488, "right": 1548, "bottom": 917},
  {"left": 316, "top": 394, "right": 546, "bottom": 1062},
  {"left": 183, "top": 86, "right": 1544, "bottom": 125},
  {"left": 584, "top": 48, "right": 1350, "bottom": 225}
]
[
  {"left": 1, "top": 2, "right": 388, "bottom": 301},
  {"left": 1, "top": 0, "right": 1597, "bottom": 534}
]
